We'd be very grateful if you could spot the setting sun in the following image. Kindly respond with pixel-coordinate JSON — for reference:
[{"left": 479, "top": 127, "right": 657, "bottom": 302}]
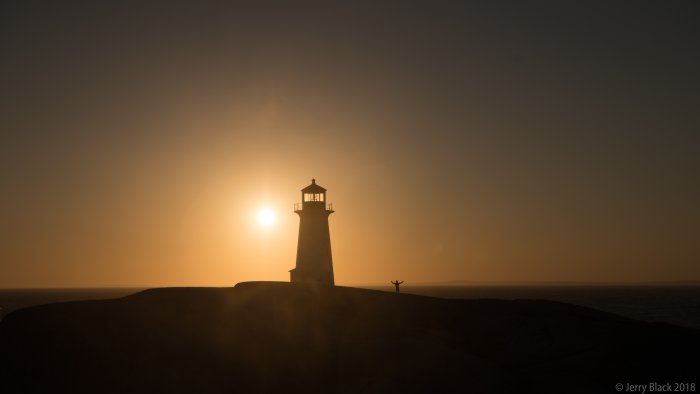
[{"left": 256, "top": 208, "right": 276, "bottom": 227}]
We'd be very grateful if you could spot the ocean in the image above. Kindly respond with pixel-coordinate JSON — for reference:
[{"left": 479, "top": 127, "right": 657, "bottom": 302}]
[
  {"left": 0, "top": 288, "right": 143, "bottom": 322},
  {"left": 2, "top": 286, "right": 700, "bottom": 330},
  {"left": 367, "top": 285, "right": 700, "bottom": 330}
]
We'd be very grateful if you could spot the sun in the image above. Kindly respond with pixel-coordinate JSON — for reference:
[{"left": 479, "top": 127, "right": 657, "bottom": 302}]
[{"left": 256, "top": 207, "right": 276, "bottom": 227}]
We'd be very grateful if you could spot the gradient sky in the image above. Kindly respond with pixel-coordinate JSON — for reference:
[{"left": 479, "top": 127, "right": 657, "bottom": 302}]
[{"left": 1, "top": 1, "right": 698, "bottom": 287}]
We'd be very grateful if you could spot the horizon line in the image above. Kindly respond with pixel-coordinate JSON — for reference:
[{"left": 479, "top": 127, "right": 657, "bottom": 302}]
[{"left": 2, "top": 279, "right": 700, "bottom": 290}]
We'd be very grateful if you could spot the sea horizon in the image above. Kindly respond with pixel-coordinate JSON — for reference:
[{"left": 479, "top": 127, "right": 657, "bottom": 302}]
[{"left": 3, "top": 279, "right": 700, "bottom": 290}]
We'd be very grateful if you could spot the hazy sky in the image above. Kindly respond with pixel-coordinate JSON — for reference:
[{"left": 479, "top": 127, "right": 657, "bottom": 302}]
[{"left": 1, "top": 1, "right": 698, "bottom": 287}]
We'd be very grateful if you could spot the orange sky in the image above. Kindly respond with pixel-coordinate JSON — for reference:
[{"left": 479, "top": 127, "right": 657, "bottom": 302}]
[{"left": 1, "top": 1, "right": 698, "bottom": 287}]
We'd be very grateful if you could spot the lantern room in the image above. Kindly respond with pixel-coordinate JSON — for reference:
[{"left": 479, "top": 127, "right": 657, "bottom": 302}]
[{"left": 301, "top": 179, "right": 326, "bottom": 207}]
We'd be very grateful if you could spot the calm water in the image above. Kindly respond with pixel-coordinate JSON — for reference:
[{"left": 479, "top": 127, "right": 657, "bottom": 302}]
[
  {"left": 369, "top": 285, "right": 700, "bottom": 330},
  {"left": 2, "top": 286, "right": 700, "bottom": 330},
  {"left": 0, "top": 288, "right": 143, "bottom": 322}
]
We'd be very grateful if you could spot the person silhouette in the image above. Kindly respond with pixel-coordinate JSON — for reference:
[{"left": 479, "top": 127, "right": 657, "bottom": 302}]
[{"left": 390, "top": 280, "right": 404, "bottom": 294}]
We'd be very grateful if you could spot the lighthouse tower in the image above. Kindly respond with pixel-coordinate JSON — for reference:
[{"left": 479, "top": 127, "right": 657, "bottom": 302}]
[{"left": 290, "top": 179, "right": 335, "bottom": 285}]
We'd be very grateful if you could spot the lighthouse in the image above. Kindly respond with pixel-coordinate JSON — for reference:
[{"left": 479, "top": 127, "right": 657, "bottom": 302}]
[{"left": 290, "top": 179, "right": 335, "bottom": 285}]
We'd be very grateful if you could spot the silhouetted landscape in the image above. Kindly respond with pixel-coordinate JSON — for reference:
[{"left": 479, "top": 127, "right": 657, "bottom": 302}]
[
  {"left": 1, "top": 282, "right": 698, "bottom": 393},
  {"left": 2, "top": 1, "right": 699, "bottom": 393}
]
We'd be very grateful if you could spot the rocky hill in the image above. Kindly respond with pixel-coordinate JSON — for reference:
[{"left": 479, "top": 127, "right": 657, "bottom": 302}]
[{"left": 0, "top": 281, "right": 697, "bottom": 393}]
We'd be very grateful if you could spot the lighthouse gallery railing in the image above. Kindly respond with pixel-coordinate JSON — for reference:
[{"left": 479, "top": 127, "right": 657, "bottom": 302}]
[{"left": 294, "top": 202, "right": 333, "bottom": 211}]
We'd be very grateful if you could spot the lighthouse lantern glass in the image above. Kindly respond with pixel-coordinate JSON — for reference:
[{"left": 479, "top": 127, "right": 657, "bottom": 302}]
[{"left": 303, "top": 193, "right": 325, "bottom": 202}]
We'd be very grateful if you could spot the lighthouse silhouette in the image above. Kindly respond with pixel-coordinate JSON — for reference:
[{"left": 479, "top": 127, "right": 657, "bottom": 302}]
[{"left": 289, "top": 179, "right": 335, "bottom": 285}]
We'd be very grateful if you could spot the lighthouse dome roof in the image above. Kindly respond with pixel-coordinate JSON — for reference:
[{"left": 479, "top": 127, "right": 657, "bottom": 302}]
[{"left": 301, "top": 179, "right": 326, "bottom": 193}]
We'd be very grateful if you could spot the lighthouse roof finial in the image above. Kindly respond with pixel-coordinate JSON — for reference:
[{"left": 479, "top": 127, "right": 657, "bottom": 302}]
[{"left": 302, "top": 178, "right": 326, "bottom": 193}]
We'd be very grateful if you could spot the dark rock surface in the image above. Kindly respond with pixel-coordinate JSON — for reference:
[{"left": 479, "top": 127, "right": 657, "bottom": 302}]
[{"left": 0, "top": 281, "right": 697, "bottom": 393}]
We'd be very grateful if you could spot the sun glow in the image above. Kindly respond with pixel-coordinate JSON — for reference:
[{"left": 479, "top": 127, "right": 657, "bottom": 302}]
[{"left": 256, "top": 208, "right": 276, "bottom": 227}]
